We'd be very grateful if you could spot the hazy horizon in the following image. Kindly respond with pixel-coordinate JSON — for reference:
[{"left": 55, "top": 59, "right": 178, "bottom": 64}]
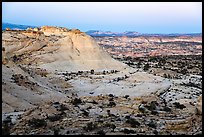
[{"left": 2, "top": 2, "right": 202, "bottom": 34}]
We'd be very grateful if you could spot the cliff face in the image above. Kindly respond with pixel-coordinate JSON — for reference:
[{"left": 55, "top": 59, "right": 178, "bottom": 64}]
[{"left": 2, "top": 26, "right": 126, "bottom": 72}]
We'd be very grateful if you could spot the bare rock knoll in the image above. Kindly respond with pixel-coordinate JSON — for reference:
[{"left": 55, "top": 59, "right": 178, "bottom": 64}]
[
  {"left": 2, "top": 26, "right": 126, "bottom": 72},
  {"left": 2, "top": 26, "right": 128, "bottom": 113}
]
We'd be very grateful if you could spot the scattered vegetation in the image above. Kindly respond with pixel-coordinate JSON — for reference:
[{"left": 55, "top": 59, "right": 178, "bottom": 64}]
[
  {"left": 126, "top": 117, "right": 140, "bottom": 128},
  {"left": 48, "top": 114, "right": 63, "bottom": 122},
  {"left": 143, "top": 63, "right": 150, "bottom": 71},
  {"left": 116, "top": 55, "right": 202, "bottom": 78},
  {"left": 2, "top": 116, "right": 12, "bottom": 135},
  {"left": 90, "top": 69, "right": 95, "bottom": 74},
  {"left": 28, "top": 118, "right": 47, "bottom": 128},
  {"left": 122, "top": 128, "right": 136, "bottom": 134},
  {"left": 97, "top": 130, "right": 106, "bottom": 135},
  {"left": 71, "top": 98, "right": 82, "bottom": 106},
  {"left": 83, "top": 122, "right": 98, "bottom": 131},
  {"left": 147, "top": 120, "right": 157, "bottom": 128},
  {"left": 173, "top": 102, "right": 186, "bottom": 109},
  {"left": 107, "top": 101, "right": 116, "bottom": 107}
]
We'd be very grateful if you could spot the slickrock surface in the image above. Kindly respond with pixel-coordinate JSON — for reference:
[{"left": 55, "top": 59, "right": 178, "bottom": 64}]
[{"left": 6, "top": 94, "right": 202, "bottom": 135}]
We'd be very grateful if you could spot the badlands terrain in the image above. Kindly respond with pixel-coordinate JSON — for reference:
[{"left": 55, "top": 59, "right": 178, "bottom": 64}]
[
  {"left": 2, "top": 26, "right": 202, "bottom": 135},
  {"left": 95, "top": 35, "right": 202, "bottom": 57}
]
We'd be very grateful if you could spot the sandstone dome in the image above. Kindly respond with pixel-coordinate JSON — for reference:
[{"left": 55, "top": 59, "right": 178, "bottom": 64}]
[{"left": 2, "top": 26, "right": 127, "bottom": 72}]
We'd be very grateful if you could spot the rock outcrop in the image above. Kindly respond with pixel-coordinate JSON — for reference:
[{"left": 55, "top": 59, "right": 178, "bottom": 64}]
[
  {"left": 2, "top": 26, "right": 127, "bottom": 112},
  {"left": 2, "top": 26, "right": 127, "bottom": 72}
]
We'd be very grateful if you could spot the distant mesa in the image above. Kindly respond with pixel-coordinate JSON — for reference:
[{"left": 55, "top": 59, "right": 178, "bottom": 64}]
[
  {"left": 86, "top": 30, "right": 140, "bottom": 37},
  {"left": 86, "top": 30, "right": 202, "bottom": 37}
]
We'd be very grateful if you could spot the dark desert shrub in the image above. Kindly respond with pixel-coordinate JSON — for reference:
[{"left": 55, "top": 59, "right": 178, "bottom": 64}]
[{"left": 28, "top": 118, "right": 47, "bottom": 128}]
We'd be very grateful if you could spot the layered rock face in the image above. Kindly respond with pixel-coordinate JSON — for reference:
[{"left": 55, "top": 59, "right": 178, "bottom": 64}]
[{"left": 2, "top": 26, "right": 126, "bottom": 72}]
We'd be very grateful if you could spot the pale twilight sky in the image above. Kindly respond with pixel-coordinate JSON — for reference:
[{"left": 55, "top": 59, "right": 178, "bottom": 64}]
[{"left": 2, "top": 2, "right": 202, "bottom": 33}]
